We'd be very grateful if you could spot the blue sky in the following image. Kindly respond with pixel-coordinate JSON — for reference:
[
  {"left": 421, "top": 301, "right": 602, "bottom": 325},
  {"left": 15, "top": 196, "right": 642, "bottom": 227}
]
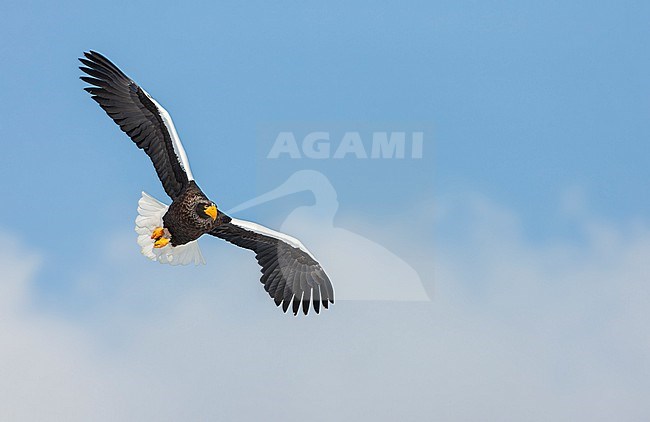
[
  {"left": 2, "top": 1, "right": 649, "bottom": 242},
  {"left": 0, "top": 1, "right": 649, "bottom": 420}
]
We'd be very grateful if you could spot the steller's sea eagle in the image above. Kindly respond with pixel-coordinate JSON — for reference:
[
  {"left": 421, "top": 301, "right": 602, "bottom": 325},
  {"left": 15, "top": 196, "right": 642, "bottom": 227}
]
[{"left": 79, "top": 51, "right": 334, "bottom": 315}]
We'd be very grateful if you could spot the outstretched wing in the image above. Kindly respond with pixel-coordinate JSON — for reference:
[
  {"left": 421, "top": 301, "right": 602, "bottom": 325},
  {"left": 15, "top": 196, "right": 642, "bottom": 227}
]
[
  {"left": 210, "top": 217, "right": 334, "bottom": 315},
  {"left": 79, "top": 51, "right": 194, "bottom": 200}
]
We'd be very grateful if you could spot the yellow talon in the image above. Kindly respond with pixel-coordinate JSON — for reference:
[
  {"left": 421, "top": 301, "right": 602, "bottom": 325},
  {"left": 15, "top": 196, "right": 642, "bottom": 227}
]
[
  {"left": 151, "top": 227, "right": 165, "bottom": 240},
  {"left": 153, "top": 237, "right": 170, "bottom": 248}
]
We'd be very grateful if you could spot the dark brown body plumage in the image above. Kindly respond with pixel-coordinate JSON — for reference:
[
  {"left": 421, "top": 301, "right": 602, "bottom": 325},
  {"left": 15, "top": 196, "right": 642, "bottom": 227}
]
[{"left": 163, "top": 181, "right": 230, "bottom": 246}]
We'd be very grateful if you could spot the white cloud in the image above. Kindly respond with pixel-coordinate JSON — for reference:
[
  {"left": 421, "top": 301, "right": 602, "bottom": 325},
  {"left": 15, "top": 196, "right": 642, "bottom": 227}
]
[
  {"left": 0, "top": 235, "right": 121, "bottom": 421},
  {"left": 0, "top": 193, "right": 649, "bottom": 421}
]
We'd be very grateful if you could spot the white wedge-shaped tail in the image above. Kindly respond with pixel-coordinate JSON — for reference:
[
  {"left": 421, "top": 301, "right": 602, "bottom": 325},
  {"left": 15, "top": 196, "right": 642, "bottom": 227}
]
[{"left": 135, "top": 192, "right": 205, "bottom": 265}]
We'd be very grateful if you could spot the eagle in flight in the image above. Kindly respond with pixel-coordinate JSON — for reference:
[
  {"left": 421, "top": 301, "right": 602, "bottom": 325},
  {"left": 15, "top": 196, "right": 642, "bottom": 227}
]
[{"left": 79, "top": 51, "right": 334, "bottom": 315}]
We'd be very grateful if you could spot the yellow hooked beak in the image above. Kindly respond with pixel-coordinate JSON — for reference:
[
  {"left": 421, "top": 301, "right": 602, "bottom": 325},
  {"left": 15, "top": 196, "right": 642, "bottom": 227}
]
[{"left": 204, "top": 204, "right": 217, "bottom": 221}]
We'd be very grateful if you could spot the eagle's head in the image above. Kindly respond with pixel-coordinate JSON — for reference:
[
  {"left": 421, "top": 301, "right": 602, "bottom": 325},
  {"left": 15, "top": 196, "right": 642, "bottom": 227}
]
[{"left": 195, "top": 199, "right": 218, "bottom": 227}]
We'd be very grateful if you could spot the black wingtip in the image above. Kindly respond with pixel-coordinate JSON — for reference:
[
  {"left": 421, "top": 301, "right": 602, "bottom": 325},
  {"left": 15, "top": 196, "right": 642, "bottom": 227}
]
[
  {"left": 79, "top": 51, "right": 130, "bottom": 81},
  {"left": 274, "top": 294, "right": 331, "bottom": 316},
  {"left": 81, "top": 51, "right": 97, "bottom": 62},
  {"left": 79, "top": 76, "right": 101, "bottom": 85},
  {"left": 281, "top": 299, "right": 291, "bottom": 313},
  {"left": 85, "top": 50, "right": 101, "bottom": 60}
]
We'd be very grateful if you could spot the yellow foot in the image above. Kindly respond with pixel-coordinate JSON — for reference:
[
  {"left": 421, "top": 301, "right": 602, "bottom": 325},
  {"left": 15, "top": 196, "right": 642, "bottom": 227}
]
[
  {"left": 151, "top": 227, "right": 165, "bottom": 240},
  {"left": 153, "top": 237, "right": 170, "bottom": 248}
]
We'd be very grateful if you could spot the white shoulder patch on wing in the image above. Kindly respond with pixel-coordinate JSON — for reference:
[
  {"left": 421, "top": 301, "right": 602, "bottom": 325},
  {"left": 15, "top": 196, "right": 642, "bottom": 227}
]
[
  {"left": 230, "top": 217, "right": 316, "bottom": 260},
  {"left": 135, "top": 192, "right": 205, "bottom": 266},
  {"left": 141, "top": 89, "right": 195, "bottom": 181}
]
